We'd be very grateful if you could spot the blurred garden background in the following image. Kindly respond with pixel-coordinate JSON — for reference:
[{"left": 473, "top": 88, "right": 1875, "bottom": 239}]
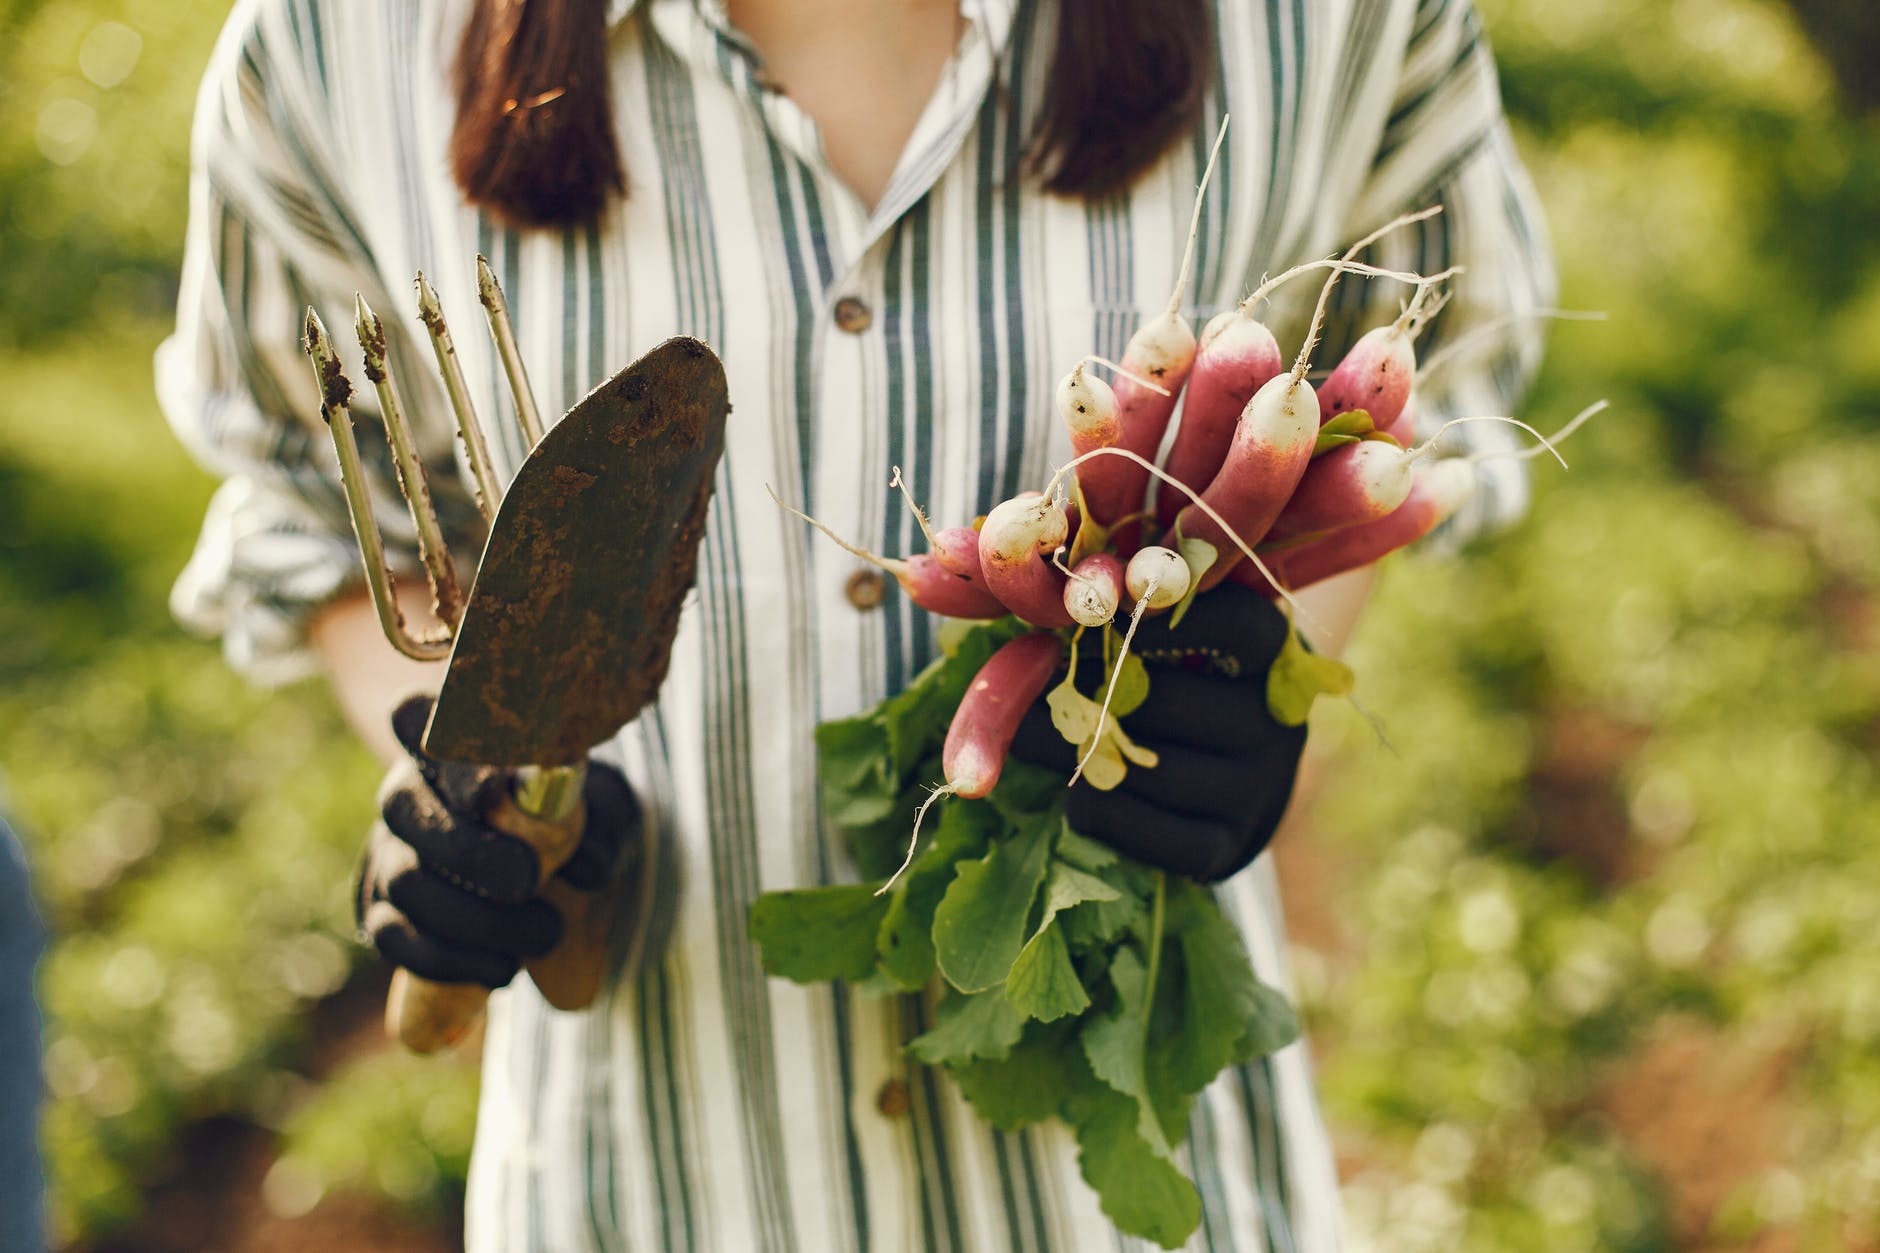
[{"left": 2, "top": 0, "right": 1878, "bottom": 1248}]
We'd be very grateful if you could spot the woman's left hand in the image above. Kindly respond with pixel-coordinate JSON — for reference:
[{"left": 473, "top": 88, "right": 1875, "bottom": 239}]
[{"left": 1009, "top": 582, "right": 1308, "bottom": 881}]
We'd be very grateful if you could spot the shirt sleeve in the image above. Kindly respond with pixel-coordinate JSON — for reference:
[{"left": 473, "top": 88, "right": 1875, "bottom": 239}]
[
  {"left": 1325, "top": 0, "right": 1559, "bottom": 546},
  {"left": 156, "top": 0, "right": 476, "bottom": 684}
]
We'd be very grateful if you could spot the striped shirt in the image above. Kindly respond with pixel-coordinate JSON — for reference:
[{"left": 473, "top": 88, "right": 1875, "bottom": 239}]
[{"left": 158, "top": 0, "right": 1553, "bottom": 1249}]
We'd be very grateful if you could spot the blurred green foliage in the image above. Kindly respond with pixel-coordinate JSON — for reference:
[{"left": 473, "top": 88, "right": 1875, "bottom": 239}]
[
  {"left": 0, "top": 3, "right": 476, "bottom": 1242},
  {"left": 1302, "top": 2, "right": 1880, "bottom": 1248},
  {"left": 0, "top": 0, "right": 1876, "bottom": 1248}
]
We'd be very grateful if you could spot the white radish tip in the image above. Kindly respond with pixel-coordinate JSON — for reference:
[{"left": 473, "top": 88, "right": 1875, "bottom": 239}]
[
  {"left": 982, "top": 494, "right": 1069, "bottom": 561},
  {"left": 1055, "top": 368, "right": 1117, "bottom": 436},
  {"left": 1125, "top": 546, "right": 1190, "bottom": 609},
  {"left": 1064, "top": 577, "right": 1120, "bottom": 628},
  {"left": 1124, "top": 311, "right": 1198, "bottom": 380},
  {"left": 1200, "top": 308, "right": 1241, "bottom": 348}
]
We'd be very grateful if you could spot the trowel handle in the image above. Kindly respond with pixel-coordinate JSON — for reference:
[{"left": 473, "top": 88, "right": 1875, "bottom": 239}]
[{"left": 387, "top": 762, "right": 604, "bottom": 1053}]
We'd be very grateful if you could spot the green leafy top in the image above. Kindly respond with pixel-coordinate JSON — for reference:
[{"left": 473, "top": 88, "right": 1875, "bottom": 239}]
[{"left": 749, "top": 618, "right": 1300, "bottom": 1248}]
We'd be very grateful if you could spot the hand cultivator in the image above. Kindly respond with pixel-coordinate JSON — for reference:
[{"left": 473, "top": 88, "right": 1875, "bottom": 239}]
[{"left": 302, "top": 261, "right": 730, "bottom": 1052}]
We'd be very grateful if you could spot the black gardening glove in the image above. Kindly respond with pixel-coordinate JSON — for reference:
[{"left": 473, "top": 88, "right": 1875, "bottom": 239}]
[
  {"left": 355, "top": 693, "right": 640, "bottom": 987},
  {"left": 1010, "top": 582, "right": 1308, "bottom": 882}
]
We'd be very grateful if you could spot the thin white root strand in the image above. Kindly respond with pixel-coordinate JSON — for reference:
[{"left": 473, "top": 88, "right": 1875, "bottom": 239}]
[
  {"left": 1069, "top": 591, "right": 1154, "bottom": 788},
  {"left": 1291, "top": 205, "right": 1444, "bottom": 384},
  {"left": 1418, "top": 308, "right": 1609, "bottom": 383},
  {"left": 1389, "top": 267, "right": 1464, "bottom": 337},
  {"left": 1052, "top": 545, "right": 1108, "bottom": 595},
  {"left": 1079, "top": 353, "right": 1171, "bottom": 397},
  {"left": 877, "top": 782, "right": 957, "bottom": 896},
  {"left": 1167, "top": 114, "right": 1231, "bottom": 318},
  {"left": 1407, "top": 415, "right": 1572, "bottom": 471},
  {"left": 1040, "top": 446, "right": 1319, "bottom": 633},
  {"left": 1464, "top": 400, "right": 1610, "bottom": 465},
  {"left": 1243, "top": 258, "right": 1434, "bottom": 312},
  {"left": 888, "top": 465, "right": 940, "bottom": 550},
  {"left": 766, "top": 483, "right": 908, "bottom": 575}
]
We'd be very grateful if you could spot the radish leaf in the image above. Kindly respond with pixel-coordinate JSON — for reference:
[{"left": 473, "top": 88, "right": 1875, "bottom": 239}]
[
  {"left": 876, "top": 803, "right": 995, "bottom": 990},
  {"left": 953, "top": 1020, "right": 1080, "bottom": 1130},
  {"left": 1071, "top": 1086, "right": 1202, "bottom": 1250},
  {"left": 1168, "top": 537, "right": 1216, "bottom": 628},
  {"left": 933, "top": 817, "right": 1053, "bottom": 992},
  {"left": 1312, "top": 409, "right": 1376, "bottom": 457},
  {"left": 1110, "top": 652, "right": 1151, "bottom": 717},
  {"left": 1006, "top": 921, "right": 1089, "bottom": 1021},
  {"left": 1160, "top": 883, "right": 1299, "bottom": 1094},
  {"left": 1319, "top": 409, "right": 1375, "bottom": 438},
  {"left": 1081, "top": 946, "right": 1171, "bottom": 1156},
  {"left": 907, "top": 986, "right": 1025, "bottom": 1064},
  {"left": 1267, "top": 621, "right": 1354, "bottom": 726},
  {"left": 748, "top": 883, "right": 891, "bottom": 983}
]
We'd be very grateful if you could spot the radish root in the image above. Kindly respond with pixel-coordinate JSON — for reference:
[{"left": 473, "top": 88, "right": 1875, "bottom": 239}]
[
  {"left": 1290, "top": 206, "right": 1444, "bottom": 385},
  {"left": 1041, "top": 446, "right": 1316, "bottom": 630},
  {"left": 1406, "top": 415, "right": 1572, "bottom": 470},
  {"left": 888, "top": 466, "right": 940, "bottom": 550},
  {"left": 1389, "top": 268, "right": 1463, "bottom": 337},
  {"left": 877, "top": 782, "right": 957, "bottom": 896},
  {"left": 1167, "top": 115, "right": 1231, "bottom": 318},
  {"left": 1462, "top": 400, "right": 1610, "bottom": 466},
  {"left": 1243, "top": 258, "right": 1433, "bottom": 312},
  {"left": 1417, "top": 308, "right": 1608, "bottom": 383},
  {"left": 1076, "top": 354, "right": 1171, "bottom": 397},
  {"left": 766, "top": 484, "right": 909, "bottom": 576},
  {"left": 1069, "top": 590, "right": 1155, "bottom": 787}
]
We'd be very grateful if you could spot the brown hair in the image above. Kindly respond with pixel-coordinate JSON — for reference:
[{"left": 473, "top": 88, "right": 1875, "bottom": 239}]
[{"left": 450, "top": 0, "right": 1214, "bottom": 229}]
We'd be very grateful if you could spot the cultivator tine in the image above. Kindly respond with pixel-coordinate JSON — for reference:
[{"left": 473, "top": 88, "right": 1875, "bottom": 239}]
[
  {"left": 303, "top": 259, "right": 559, "bottom": 669},
  {"left": 477, "top": 255, "right": 547, "bottom": 449},
  {"left": 415, "top": 272, "right": 501, "bottom": 524},
  {"left": 354, "top": 294, "right": 467, "bottom": 631},
  {"left": 301, "top": 308, "right": 454, "bottom": 663}
]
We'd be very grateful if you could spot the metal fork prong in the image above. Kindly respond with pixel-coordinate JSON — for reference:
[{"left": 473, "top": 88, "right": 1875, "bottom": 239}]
[
  {"left": 355, "top": 294, "right": 467, "bottom": 631},
  {"left": 476, "top": 254, "right": 547, "bottom": 450},
  {"left": 416, "top": 272, "right": 501, "bottom": 524},
  {"left": 303, "top": 306, "right": 453, "bottom": 663}
]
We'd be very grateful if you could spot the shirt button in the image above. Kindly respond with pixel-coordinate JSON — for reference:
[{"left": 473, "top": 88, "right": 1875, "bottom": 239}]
[
  {"left": 833, "top": 296, "right": 873, "bottom": 334},
  {"left": 845, "top": 568, "right": 888, "bottom": 611},
  {"left": 875, "top": 1078, "right": 911, "bottom": 1118}
]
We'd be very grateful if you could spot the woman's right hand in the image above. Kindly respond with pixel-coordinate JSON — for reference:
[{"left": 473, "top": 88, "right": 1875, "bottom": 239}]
[{"left": 355, "top": 694, "right": 639, "bottom": 987}]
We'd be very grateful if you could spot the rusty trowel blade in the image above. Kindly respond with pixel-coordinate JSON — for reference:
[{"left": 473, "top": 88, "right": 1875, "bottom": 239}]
[{"left": 423, "top": 336, "right": 730, "bottom": 766}]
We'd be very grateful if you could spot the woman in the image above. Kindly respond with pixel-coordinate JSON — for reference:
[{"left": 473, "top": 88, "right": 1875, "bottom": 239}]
[{"left": 160, "top": 0, "right": 1551, "bottom": 1247}]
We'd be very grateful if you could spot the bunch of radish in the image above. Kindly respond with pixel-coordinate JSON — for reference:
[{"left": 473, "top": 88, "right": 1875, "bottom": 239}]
[
  {"left": 752, "top": 121, "right": 1598, "bottom": 1247},
  {"left": 777, "top": 177, "right": 1585, "bottom": 835}
]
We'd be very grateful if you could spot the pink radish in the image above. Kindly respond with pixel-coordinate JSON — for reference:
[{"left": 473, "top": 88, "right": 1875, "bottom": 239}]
[
  {"left": 943, "top": 632, "right": 1065, "bottom": 799},
  {"left": 1170, "top": 371, "right": 1320, "bottom": 591},
  {"left": 978, "top": 494, "right": 1075, "bottom": 628},
  {"left": 1081, "top": 314, "right": 1197, "bottom": 536},
  {"left": 1317, "top": 323, "right": 1416, "bottom": 432},
  {"left": 1381, "top": 391, "right": 1418, "bottom": 443},
  {"left": 1264, "top": 440, "right": 1416, "bottom": 542},
  {"left": 898, "top": 553, "right": 1011, "bottom": 619},
  {"left": 1064, "top": 552, "right": 1125, "bottom": 627},
  {"left": 1077, "top": 120, "right": 1228, "bottom": 533},
  {"left": 1315, "top": 278, "right": 1448, "bottom": 433},
  {"left": 1154, "top": 309, "right": 1285, "bottom": 531},
  {"left": 1233, "top": 459, "right": 1475, "bottom": 595},
  {"left": 767, "top": 486, "right": 1008, "bottom": 620},
  {"left": 931, "top": 525, "right": 994, "bottom": 586},
  {"left": 1056, "top": 361, "right": 1121, "bottom": 452},
  {"left": 1173, "top": 209, "right": 1443, "bottom": 587}
]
